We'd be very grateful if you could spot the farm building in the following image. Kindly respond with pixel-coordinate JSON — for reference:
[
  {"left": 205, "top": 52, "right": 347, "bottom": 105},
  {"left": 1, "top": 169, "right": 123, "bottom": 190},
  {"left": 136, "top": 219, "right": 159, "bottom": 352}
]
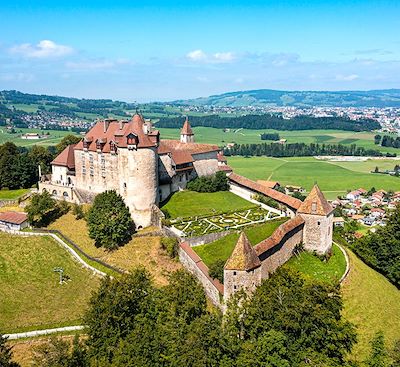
[{"left": 0, "top": 211, "right": 29, "bottom": 230}]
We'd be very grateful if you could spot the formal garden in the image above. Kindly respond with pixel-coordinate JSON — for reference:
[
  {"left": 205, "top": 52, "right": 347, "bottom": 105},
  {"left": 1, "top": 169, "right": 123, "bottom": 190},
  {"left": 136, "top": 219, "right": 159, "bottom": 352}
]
[{"left": 168, "top": 206, "right": 281, "bottom": 237}]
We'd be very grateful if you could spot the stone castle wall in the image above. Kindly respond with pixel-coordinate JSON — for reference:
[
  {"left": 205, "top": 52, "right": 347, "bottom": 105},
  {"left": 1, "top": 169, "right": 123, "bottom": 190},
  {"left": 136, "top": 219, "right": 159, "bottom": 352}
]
[
  {"left": 179, "top": 243, "right": 224, "bottom": 309},
  {"left": 258, "top": 225, "right": 304, "bottom": 279}
]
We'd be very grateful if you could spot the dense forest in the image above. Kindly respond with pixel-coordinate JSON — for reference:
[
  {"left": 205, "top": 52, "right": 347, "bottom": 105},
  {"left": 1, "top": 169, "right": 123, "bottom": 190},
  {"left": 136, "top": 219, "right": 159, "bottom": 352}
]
[
  {"left": 224, "top": 142, "right": 395, "bottom": 157},
  {"left": 260, "top": 132, "right": 280, "bottom": 141},
  {"left": 157, "top": 114, "right": 380, "bottom": 131},
  {"left": 12, "top": 268, "right": 359, "bottom": 367},
  {"left": 351, "top": 206, "right": 400, "bottom": 287},
  {"left": 375, "top": 134, "right": 400, "bottom": 149}
]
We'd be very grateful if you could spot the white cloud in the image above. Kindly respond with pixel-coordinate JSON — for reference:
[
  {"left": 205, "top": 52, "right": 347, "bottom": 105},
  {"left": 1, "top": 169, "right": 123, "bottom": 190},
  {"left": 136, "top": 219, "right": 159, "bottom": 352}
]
[
  {"left": 10, "top": 40, "right": 73, "bottom": 58},
  {"left": 335, "top": 74, "right": 360, "bottom": 81},
  {"left": 186, "top": 49, "right": 236, "bottom": 64},
  {"left": 187, "top": 49, "right": 208, "bottom": 62}
]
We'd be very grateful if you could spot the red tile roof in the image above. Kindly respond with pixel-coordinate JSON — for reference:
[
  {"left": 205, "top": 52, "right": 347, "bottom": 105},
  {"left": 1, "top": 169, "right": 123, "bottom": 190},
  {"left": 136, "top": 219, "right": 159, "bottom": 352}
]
[
  {"left": 218, "top": 165, "right": 233, "bottom": 172},
  {"left": 74, "top": 114, "right": 157, "bottom": 152},
  {"left": 297, "top": 184, "right": 333, "bottom": 216},
  {"left": 254, "top": 216, "right": 305, "bottom": 256},
  {"left": 171, "top": 150, "right": 194, "bottom": 165},
  {"left": 228, "top": 173, "right": 302, "bottom": 210},
  {"left": 51, "top": 144, "right": 76, "bottom": 170},
  {"left": 217, "top": 152, "right": 227, "bottom": 162},
  {"left": 181, "top": 117, "right": 193, "bottom": 135},
  {"left": 257, "top": 180, "right": 280, "bottom": 189},
  {"left": 0, "top": 211, "right": 28, "bottom": 225}
]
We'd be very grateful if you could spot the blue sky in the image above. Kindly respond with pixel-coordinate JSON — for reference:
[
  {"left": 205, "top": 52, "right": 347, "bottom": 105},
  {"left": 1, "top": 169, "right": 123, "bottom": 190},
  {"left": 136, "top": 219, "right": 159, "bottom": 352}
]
[{"left": 1, "top": 0, "right": 399, "bottom": 101}]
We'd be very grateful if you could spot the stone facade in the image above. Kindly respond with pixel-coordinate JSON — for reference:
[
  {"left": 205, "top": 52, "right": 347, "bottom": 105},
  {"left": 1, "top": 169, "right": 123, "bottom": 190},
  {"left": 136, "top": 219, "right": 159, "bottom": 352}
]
[
  {"left": 39, "top": 115, "right": 221, "bottom": 228},
  {"left": 224, "top": 267, "right": 262, "bottom": 302},
  {"left": 299, "top": 212, "right": 333, "bottom": 254}
]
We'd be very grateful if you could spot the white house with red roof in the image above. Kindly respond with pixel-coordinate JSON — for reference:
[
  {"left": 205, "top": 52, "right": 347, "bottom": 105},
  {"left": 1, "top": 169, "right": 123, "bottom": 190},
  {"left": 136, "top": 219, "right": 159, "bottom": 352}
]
[{"left": 39, "top": 115, "right": 221, "bottom": 228}]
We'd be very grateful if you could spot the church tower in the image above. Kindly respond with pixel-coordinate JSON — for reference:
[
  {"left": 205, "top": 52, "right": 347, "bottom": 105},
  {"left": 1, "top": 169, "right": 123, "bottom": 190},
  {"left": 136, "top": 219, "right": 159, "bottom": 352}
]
[
  {"left": 297, "top": 184, "right": 334, "bottom": 255},
  {"left": 180, "top": 117, "right": 194, "bottom": 143},
  {"left": 223, "top": 232, "right": 262, "bottom": 301}
]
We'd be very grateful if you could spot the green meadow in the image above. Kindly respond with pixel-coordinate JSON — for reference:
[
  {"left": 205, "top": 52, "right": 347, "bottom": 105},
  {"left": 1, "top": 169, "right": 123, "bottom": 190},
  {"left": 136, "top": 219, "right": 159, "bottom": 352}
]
[
  {"left": 157, "top": 126, "right": 399, "bottom": 154},
  {"left": 227, "top": 156, "right": 400, "bottom": 199},
  {"left": 0, "top": 127, "right": 81, "bottom": 147}
]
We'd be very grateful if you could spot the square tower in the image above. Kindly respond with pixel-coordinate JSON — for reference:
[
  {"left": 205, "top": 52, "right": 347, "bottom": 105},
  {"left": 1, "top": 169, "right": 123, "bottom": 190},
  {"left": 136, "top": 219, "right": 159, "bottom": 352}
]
[{"left": 297, "top": 184, "right": 334, "bottom": 255}]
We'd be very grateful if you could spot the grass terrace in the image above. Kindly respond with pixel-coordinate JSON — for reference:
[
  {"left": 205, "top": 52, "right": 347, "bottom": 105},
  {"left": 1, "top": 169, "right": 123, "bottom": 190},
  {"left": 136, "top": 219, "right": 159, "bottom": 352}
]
[
  {"left": 0, "top": 233, "right": 99, "bottom": 333},
  {"left": 193, "top": 219, "right": 287, "bottom": 266},
  {"left": 284, "top": 243, "right": 347, "bottom": 284},
  {"left": 0, "top": 188, "right": 30, "bottom": 200},
  {"left": 161, "top": 190, "right": 256, "bottom": 219}
]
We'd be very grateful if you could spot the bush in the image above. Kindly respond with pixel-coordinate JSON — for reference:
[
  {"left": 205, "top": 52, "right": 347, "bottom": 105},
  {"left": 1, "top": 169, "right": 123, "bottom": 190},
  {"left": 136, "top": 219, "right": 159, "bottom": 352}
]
[
  {"left": 160, "top": 237, "right": 179, "bottom": 258},
  {"left": 58, "top": 200, "right": 70, "bottom": 215},
  {"left": 72, "top": 203, "right": 85, "bottom": 220},
  {"left": 87, "top": 190, "right": 135, "bottom": 250},
  {"left": 187, "top": 172, "right": 229, "bottom": 193},
  {"left": 208, "top": 259, "right": 225, "bottom": 283},
  {"left": 252, "top": 194, "right": 280, "bottom": 209}
]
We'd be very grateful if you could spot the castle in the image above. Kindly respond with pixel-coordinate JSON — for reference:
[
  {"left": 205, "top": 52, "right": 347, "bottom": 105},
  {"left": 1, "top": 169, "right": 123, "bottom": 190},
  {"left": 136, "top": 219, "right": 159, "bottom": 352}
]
[{"left": 39, "top": 114, "right": 223, "bottom": 227}]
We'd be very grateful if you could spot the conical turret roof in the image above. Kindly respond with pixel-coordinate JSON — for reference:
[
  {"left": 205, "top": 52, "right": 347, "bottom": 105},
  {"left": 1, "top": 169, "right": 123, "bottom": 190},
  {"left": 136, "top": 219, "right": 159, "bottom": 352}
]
[
  {"left": 181, "top": 117, "right": 193, "bottom": 135},
  {"left": 297, "top": 184, "right": 333, "bottom": 215},
  {"left": 224, "top": 232, "right": 261, "bottom": 271}
]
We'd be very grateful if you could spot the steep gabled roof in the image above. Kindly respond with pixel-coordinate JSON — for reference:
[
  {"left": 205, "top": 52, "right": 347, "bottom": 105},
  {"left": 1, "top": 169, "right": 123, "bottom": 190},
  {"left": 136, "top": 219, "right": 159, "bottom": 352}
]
[
  {"left": 51, "top": 144, "right": 76, "bottom": 170},
  {"left": 0, "top": 211, "right": 28, "bottom": 225},
  {"left": 181, "top": 117, "right": 193, "bottom": 135},
  {"left": 297, "top": 184, "right": 333, "bottom": 216},
  {"left": 224, "top": 232, "right": 261, "bottom": 271}
]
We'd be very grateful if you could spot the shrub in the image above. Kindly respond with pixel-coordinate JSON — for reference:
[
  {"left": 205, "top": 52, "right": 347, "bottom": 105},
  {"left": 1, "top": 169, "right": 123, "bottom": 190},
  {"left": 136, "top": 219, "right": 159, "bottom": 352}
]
[
  {"left": 72, "top": 203, "right": 85, "bottom": 220},
  {"left": 187, "top": 172, "right": 229, "bottom": 193},
  {"left": 160, "top": 237, "right": 179, "bottom": 258},
  {"left": 252, "top": 194, "right": 280, "bottom": 209},
  {"left": 87, "top": 190, "right": 135, "bottom": 250},
  {"left": 58, "top": 200, "right": 70, "bottom": 215},
  {"left": 208, "top": 259, "right": 225, "bottom": 283}
]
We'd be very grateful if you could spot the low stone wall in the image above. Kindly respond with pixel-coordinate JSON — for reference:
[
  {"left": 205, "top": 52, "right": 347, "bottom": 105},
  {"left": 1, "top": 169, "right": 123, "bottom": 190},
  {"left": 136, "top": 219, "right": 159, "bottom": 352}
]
[
  {"left": 0, "top": 190, "right": 33, "bottom": 207},
  {"left": 185, "top": 230, "right": 231, "bottom": 247},
  {"left": 179, "top": 242, "right": 224, "bottom": 309}
]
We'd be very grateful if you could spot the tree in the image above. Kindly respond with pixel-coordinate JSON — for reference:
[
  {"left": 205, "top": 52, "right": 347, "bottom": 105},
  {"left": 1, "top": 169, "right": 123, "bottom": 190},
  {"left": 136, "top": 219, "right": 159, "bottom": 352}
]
[
  {"left": 28, "top": 145, "right": 54, "bottom": 175},
  {"left": 0, "top": 142, "right": 20, "bottom": 189},
  {"left": 56, "top": 135, "right": 81, "bottom": 155},
  {"left": 208, "top": 259, "right": 225, "bottom": 283},
  {"left": 0, "top": 334, "right": 20, "bottom": 367},
  {"left": 32, "top": 336, "right": 70, "bottom": 367},
  {"left": 25, "top": 191, "right": 60, "bottom": 227},
  {"left": 365, "top": 332, "right": 389, "bottom": 367},
  {"left": 87, "top": 190, "right": 134, "bottom": 249}
]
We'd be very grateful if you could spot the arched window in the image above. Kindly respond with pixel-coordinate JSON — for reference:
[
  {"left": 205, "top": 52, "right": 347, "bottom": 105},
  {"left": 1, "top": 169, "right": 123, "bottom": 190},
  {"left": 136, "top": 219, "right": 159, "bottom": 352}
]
[
  {"left": 52, "top": 190, "right": 57, "bottom": 196},
  {"left": 63, "top": 192, "right": 69, "bottom": 198}
]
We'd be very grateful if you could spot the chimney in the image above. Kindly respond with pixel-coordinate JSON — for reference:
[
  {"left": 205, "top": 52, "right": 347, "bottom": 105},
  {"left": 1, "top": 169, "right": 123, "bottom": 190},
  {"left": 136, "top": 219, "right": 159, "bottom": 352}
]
[
  {"left": 119, "top": 120, "right": 123, "bottom": 130},
  {"left": 103, "top": 120, "right": 109, "bottom": 133}
]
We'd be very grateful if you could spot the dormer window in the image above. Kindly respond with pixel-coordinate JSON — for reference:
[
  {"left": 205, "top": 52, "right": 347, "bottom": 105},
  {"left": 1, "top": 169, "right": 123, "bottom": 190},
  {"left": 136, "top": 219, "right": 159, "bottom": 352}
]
[
  {"left": 110, "top": 141, "right": 117, "bottom": 154},
  {"left": 126, "top": 133, "right": 138, "bottom": 150},
  {"left": 311, "top": 202, "right": 317, "bottom": 213}
]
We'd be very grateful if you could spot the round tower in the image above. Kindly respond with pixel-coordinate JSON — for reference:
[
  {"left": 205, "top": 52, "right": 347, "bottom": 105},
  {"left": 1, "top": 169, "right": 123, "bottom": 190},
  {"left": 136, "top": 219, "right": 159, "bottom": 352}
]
[{"left": 117, "top": 114, "right": 159, "bottom": 228}]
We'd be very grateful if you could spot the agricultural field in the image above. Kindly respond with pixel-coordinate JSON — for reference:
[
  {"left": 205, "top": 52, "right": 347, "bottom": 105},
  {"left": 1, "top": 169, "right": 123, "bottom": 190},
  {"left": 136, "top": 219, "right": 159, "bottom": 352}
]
[
  {"left": 48, "top": 211, "right": 181, "bottom": 286},
  {"left": 157, "top": 126, "right": 399, "bottom": 154},
  {"left": 161, "top": 190, "right": 255, "bottom": 218},
  {"left": 193, "top": 219, "right": 287, "bottom": 266},
  {"left": 228, "top": 156, "right": 400, "bottom": 199},
  {"left": 0, "top": 233, "right": 99, "bottom": 333},
  {"left": 170, "top": 206, "right": 280, "bottom": 237},
  {"left": 0, "top": 127, "right": 80, "bottom": 146}
]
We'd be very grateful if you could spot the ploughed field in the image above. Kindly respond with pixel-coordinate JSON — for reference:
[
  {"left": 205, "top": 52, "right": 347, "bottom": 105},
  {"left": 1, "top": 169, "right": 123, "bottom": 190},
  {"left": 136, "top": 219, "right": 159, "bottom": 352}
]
[
  {"left": 228, "top": 156, "right": 400, "bottom": 199},
  {"left": 158, "top": 126, "right": 400, "bottom": 154},
  {"left": 0, "top": 233, "right": 99, "bottom": 333}
]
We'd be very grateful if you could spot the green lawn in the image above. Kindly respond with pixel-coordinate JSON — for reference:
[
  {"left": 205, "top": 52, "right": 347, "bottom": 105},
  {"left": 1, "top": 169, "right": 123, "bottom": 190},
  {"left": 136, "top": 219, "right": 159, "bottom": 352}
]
[
  {"left": 0, "top": 233, "right": 99, "bottom": 333},
  {"left": 193, "top": 219, "right": 287, "bottom": 266},
  {"left": 157, "top": 127, "right": 399, "bottom": 154},
  {"left": 0, "top": 189, "right": 30, "bottom": 200},
  {"left": 228, "top": 156, "right": 400, "bottom": 199},
  {"left": 161, "top": 190, "right": 255, "bottom": 218},
  {"left": 284, "top": 244, "right": 347, "bottom": 284},
  {"left": 341, "top": 248, "right": 400, "bottom": 360}
]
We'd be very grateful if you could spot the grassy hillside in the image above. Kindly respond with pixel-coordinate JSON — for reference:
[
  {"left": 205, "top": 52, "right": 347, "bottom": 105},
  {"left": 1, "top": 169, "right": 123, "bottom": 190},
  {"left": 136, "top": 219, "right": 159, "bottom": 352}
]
[
  {"left": 228, "top": 156, "right": 400, "bottom": 199},
  {"left": 0, "top": 233, "right": 99, "bottom": 333},
  {"left": 341, "top": 249, "right": 400, "bottom": 360},
  {"left": 161, "top": 190, "right": 255, "bottom": 218}
]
